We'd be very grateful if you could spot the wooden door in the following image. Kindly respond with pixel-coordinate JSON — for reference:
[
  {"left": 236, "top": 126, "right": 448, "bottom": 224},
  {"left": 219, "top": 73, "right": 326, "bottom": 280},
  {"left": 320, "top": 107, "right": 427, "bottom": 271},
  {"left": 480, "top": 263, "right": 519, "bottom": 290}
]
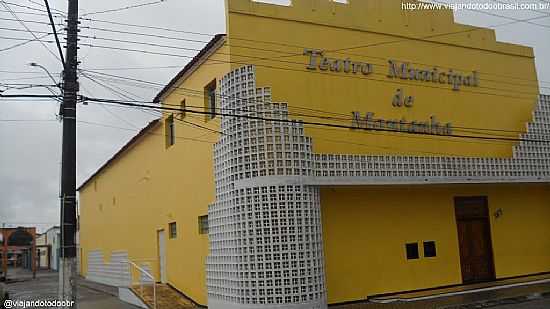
[{"left": 455, "top": 197, "right": 495, "bottom": 283}]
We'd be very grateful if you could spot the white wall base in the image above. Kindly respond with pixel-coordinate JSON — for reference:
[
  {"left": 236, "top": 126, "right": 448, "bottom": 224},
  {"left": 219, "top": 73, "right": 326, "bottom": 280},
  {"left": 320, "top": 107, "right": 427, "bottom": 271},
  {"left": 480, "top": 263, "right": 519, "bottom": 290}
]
[
  {"left": 208, "top": 298, "right": 327, "bottom": 309},
  {"left": 86, "top": 250, "right": 130, "bottom": 287}
]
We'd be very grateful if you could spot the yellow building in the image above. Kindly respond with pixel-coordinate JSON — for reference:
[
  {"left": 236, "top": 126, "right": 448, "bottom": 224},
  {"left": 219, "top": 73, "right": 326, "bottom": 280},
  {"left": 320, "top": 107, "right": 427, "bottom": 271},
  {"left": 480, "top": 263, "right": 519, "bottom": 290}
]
[{"left": 78, "top": 1, "right": 550, "bottom": 308}]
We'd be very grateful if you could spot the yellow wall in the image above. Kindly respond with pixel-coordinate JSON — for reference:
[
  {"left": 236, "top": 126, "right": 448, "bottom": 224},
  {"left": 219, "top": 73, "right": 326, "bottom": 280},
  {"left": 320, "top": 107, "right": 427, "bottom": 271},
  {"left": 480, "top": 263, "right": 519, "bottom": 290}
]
[
  {"left": 225, "top": 0, "right": 539, "bottom": 158},
  {"left": 321, "top": 184, "right": 550, "bottom": 304},
  {"left": 79, "top": 43, "right": 230, "bottom": 306},
  {"left": 224, "top": 4, "right": 548, "bottom": 302},
  {"left": 80, "top": 1, "right": 547, "bottom": 306}
]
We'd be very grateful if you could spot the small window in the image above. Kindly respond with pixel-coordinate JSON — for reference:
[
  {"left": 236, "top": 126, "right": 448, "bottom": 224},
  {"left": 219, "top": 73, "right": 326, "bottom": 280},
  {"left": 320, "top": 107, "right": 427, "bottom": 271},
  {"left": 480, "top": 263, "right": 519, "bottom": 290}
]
[
  {"left": 165, "top": 115, "right": 175, "bottom": 147},
  {"left": 198, "top": 215, "right": 208, "bottom": 235},
  {"left": 169, "top": 222, "right": 177, "bottom": 239},
  {"left": 424, "top": 241, "right": 437, "bottom": 258},
  {"left": 406, "top": 243, "right": 419, "bottom": 260},
  {"left": 204, "top": 79, "right": 217, "bottom": 120}
]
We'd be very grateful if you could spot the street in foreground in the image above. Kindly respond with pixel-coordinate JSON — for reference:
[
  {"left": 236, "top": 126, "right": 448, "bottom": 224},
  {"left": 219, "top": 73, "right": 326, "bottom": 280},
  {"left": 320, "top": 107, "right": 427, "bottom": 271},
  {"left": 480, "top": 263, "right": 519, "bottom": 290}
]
[
  {"left": 4, "top": 268, "right": 139, "bottom": 309},
  {"left": 3, "top": 268, "right": 550, "bottom": 309}
]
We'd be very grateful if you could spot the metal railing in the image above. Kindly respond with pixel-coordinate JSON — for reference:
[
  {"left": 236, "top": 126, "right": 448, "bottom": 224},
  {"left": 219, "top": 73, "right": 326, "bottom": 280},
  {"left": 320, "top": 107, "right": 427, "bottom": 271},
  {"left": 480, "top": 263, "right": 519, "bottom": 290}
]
[{"left": 121, "top": 259, "right": 157, "bottom": 309}]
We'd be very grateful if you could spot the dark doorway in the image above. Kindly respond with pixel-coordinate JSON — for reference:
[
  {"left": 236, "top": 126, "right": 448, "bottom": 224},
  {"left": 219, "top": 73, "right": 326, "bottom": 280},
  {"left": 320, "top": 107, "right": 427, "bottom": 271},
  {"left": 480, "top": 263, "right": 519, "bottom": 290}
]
[{"left": 454, "top": 196, "right": 495, "bottom": 283}]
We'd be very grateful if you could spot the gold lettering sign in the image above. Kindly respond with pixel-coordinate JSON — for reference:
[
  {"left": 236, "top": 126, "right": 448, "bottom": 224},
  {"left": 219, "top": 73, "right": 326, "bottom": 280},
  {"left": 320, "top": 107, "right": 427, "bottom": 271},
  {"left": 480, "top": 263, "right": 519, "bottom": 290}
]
[
  {"left": 387, "top": 60, "right": 479, "bottom": 91},
  {"left": 303, "top": 48, "right": 480, "bottom": 91},
  {"left": 304, "top": 49, "right": 373, "bottom": 75}
]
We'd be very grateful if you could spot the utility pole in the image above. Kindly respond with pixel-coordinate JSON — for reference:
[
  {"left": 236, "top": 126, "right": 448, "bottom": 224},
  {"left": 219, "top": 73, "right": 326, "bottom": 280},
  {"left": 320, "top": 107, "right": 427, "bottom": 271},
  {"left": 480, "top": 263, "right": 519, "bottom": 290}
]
[{"left": 59, "top": 0, "right": 79, "bottom": 306}]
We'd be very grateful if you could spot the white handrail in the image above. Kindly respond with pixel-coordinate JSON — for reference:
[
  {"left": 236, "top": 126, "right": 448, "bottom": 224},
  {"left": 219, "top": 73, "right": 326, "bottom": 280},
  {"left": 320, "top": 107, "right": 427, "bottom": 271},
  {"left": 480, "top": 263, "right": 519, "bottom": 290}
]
[{"left": 120, "top": 259, "right": 157, "bottom": 309}]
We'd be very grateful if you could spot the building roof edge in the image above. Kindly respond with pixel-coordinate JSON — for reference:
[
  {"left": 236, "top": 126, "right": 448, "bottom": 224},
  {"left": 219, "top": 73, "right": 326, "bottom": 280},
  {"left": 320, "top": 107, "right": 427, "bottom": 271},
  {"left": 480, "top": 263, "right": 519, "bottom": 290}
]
[
  {"left": 77, "top": 119, "right": 161, "bottom": 191},
  {"left": 152, "top": 33, "right": 226, "bottom": 103}
]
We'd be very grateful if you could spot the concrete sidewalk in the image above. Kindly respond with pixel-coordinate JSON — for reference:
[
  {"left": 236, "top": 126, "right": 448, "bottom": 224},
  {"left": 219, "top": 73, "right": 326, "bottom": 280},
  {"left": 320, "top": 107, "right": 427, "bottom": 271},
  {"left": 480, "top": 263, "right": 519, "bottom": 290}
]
[{"left": 333, "top": 280, "right": 550, "bottom": 308}]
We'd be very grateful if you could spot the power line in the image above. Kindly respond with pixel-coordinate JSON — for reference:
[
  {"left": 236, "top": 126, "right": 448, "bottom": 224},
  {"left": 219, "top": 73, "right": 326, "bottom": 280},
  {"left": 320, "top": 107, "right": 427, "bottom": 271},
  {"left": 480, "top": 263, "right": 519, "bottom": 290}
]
[
  {"left": 3, "top": 8, "right": 549, "bottom": 87},
  {"left": 84, "top": 101, "right": 530, "bottom": 148},
  {"left": 81, "top": 0, "right": 165, "bottom": 17},
  {"left": 78, "top": 119, "right": 216, "bottom": 144},
  {"left": 79, "top": 48, "right": 539, "bottom": 102},
  {"left": 76, "top": 12, "right": 550, "bottom": 86},
  {"left": 0, "top": 16, "right": 56, "bottom": 25},
  {"left": 76, "top": 22, "right": 550, "bottom": 87},
  {"left": 1, "top": 75, "right": 52, "bottom": 81},
  {"left": 0, "top": 32, "right": 52, "bottom": 52},
  {"left": 0, "top": 34, "right": 53, "bottom": 41},
  {"left": 2, "top": 75, "right": 512, "bottom": 144},
  {"left": 43, "top": 0, "right": 66, "bottom": 67},
  {"left": 0, "top": 1, "right": 62, "bottom": 63},
  {"left": 0, "top": 93, "right": 61, "bottom": 98},
  {"left": 79, "top": 70, "right": 541, "bottom": 136},
  {"left": 78, "top": 12, "right": 549, "bottom": 82},
  {"left": 0, "top": 91, "right": 537, "bottom": 148},
  {"left": 1, "top": 0, "right": 51, "bottom": 13},
  {"left": 82, "top": 96, "right": 550, "bottom": 144},
  {"left": 0, "top": 118, "right": 56, "bottom": 122},
  {"left": 0, "top": 8, "right": 62, "bottom": 16},
  {"left": 80, "top": 65, "right": 182, "bottom": 71},
  {"left": 28, "top": 0, "right": 65, "bottom": 15},
  {"left": 79, "top": 16, "right": 214, "bottom": 37},
  {"left": 81, "top": 72, "right": 223, "bottom": 135},
  {"left": 80, "top": 73, "right": 156, "bottom": 128},
  {"left": 77, "top": 33, "right": 550, "bottom": 93},
  {"left": 0, "top": 26, "right": 52, "bottom": 34}
]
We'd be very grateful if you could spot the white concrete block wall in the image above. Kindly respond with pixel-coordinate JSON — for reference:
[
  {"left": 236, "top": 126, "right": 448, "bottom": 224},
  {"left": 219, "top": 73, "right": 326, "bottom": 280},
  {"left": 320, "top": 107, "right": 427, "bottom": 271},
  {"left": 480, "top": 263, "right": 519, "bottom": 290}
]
[
  {"left": 86, "top": 250, "right": 130, "bottom": 287},
  {"left": 206, "top": 66, "right": 550, "bottom": 309}
]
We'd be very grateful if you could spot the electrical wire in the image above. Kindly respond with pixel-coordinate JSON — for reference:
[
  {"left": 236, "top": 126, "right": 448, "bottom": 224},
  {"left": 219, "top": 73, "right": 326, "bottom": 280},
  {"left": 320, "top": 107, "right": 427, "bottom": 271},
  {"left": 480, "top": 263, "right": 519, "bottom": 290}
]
[
  {"left": 78, "top": 119, "right": 216, "bottom": 144},
  {"left": 76, "top": 33, "right": 550, "bottom": 93},
  {"left": 2, "top": 8, "right": 549, "bottom": 87},
  {"left": 78, "top": 49, "right": 539, "bottom": 102},
  {"left": 75, "top": 13, "right": 550, "bottom": 86},
  {"left": 79, "top": 75, "right": 140, "bottom": 129},
  {"left": 81, "top": 0, "right": 165, "bottom": 17},
  {"left": 0, "top": 118, "right": 56, "bottom": 122},
  {"left": 79, "top": 70, "right": 542, "bottom": 136},
  {"left": 43, "top": 0, "right": 66, "bottom": 67},
  {"left": 0, "top": 33, "right": 52, "bottom": 52},
  {"left": 81, "top": 96, "right": 550, "bottom": 144},
  {"left": 0, "top": 1, "right": 62, "bottom": 63}
]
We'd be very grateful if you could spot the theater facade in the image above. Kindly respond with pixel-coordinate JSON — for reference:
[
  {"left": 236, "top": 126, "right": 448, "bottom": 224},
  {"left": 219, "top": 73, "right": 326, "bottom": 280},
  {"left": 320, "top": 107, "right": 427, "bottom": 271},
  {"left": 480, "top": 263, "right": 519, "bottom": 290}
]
[{"left": 78, "top": 1, "right": 550, "bottom": 308}]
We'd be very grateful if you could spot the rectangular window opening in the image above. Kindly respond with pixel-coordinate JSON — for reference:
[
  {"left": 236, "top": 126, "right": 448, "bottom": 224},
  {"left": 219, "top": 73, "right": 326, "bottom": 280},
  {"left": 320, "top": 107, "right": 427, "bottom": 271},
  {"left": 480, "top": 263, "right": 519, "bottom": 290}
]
[
  {"left": 424, "top": 241, "right": 437, "bottom": 258},
  {"left": 198, "top": 215, "right": 209, "bottom": 235},
  {"left": 406, "top": 242, "right": 419, "bottom": 260},
  {"left": 165, "top": 114, "right": 175, "bottom": 148},
  {"left": 204, "top": 79, "right": 217, "bottom": 120},
  {"left": 169, "top": 222, "right": 177, "bottom": 239}
]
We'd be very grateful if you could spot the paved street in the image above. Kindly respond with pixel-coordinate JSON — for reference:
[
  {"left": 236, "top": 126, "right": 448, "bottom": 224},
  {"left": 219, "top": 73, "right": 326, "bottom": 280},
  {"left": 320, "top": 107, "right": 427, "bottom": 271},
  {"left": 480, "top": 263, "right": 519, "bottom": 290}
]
[
  {"left": 3, "top": 267, "right": 550, "bottom": 309},
  {"left": 4, "top": 268, "right": 140, "bottom": 309}
]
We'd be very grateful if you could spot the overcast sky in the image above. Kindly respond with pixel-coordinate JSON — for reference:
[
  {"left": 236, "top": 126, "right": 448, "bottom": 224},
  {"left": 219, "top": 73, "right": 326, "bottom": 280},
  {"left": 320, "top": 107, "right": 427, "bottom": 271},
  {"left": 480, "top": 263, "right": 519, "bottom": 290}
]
[{"left": 1, "top": 0, "right": 549, "bottom": 233}]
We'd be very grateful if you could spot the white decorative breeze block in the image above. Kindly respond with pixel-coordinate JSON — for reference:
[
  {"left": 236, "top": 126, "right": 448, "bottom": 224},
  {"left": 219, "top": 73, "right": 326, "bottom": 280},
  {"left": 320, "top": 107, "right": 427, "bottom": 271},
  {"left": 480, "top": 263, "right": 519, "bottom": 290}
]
[{"left": 206, "top": 65, "right": 550, "bottom": 309}]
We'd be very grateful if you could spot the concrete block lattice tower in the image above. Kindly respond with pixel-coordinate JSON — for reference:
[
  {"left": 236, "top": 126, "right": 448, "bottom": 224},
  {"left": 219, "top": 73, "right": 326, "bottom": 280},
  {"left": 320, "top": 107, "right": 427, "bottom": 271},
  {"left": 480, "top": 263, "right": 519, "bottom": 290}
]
[{"left": 207, "top": 65, "right": 327, "bottom": 309}]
